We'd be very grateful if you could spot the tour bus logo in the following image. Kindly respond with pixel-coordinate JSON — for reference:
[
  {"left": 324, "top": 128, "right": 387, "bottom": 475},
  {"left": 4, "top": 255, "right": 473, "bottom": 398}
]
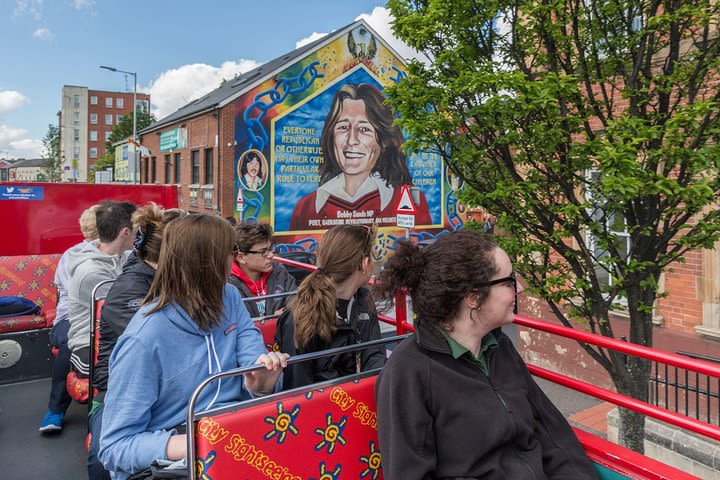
[{"left": 19, "top": 188, "right": 32, "bottom": 194}]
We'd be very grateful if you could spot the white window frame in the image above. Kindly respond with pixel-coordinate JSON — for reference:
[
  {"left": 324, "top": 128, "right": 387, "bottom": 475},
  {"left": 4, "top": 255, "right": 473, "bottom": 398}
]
[
  {"left": 105, "top": 97, "right": 113, "bottom": 108},
  {"left": 90, "top": 96, "right": 98, "bottom": 105},
  {"left": 116, "top": 114, "right": 123, "bottom": 124},
  {"left": 116, "top": 98, "right": 124, "bottom": 108},
  {"left": 90, "top": 130, "right": 97, "bottom": 142},
  {"left": 90, "top": 113, "right": 98, "bottom": 124},
  {"left": 105, "top": 114, "right": 112, "bottom": 125},
  {"left": 105, "top": 131, "right": 111, "bottom": 141},
  {"left": 90, "top": 147, "right": 98, "bottom": 158},
  {"left": 585, "top": 168, "right": 631, "bottom": 304}
]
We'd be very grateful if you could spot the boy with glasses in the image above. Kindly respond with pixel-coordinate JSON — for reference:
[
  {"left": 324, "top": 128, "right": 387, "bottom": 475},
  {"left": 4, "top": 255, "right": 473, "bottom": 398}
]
[{"left": 229, "top": 222, "right": 296, "bottom": 318}]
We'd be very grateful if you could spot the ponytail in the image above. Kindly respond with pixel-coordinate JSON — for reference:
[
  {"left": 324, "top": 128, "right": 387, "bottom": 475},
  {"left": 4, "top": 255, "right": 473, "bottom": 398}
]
[{"left": 292, "top": 268, "right": 337, "bottom": 350}]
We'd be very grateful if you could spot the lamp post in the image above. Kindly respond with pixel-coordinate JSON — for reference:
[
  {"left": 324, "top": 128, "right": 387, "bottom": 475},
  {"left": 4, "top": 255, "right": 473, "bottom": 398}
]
[{"left": 100, "top": 65, "right": 138, "bottom": 183}]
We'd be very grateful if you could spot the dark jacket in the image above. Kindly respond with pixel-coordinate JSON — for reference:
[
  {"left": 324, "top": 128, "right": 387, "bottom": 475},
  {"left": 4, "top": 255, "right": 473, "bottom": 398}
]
[
  {"left": 228, "top": 264, "right": 297, "bottom": 318},
  {"left": 275, "top": 286, "right": 385, "bottom": 390},
  {"left": 93, "top": 255, "right": 155, "bottom": 394},
  {"left": 375, "top": 320, "right": 598, "bottom": 480}
]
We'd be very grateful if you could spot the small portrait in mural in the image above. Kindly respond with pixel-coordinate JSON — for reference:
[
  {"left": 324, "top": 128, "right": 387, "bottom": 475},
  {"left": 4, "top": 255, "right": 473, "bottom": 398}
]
[
  {"left": 238, "top": 149, "right": 267, "bottom": 191},
  {"left": 447, "top": 165, "right": 464, "bottom": 191},
  {"left": 290, "top": 83, "right": 432, "bottom": 230}
]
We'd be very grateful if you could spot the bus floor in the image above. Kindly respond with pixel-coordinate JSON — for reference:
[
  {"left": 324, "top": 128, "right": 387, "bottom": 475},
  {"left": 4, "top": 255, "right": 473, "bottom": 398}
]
[{"left": 0, "top": 378, "right": 88, "bottom": 479}]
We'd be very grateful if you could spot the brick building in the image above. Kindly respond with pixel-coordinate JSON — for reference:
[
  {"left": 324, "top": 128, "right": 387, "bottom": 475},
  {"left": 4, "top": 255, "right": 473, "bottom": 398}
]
[{"left": 59, "top": 85, "right": 150, "bottom": 182}]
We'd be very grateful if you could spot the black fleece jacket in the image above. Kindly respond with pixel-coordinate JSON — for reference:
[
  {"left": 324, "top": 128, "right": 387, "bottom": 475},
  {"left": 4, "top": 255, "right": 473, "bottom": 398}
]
[
  {"left": 93, "top": 255, "right": 155, "bottom": 394},
  {"left": 375, "top": 320, "right": 599, "bottom": 480},
  {"left": 274, "top": 286, "right": 385, "bottom": 390},
  {"left": 228, "top": 264, "right": 297, "bottom": 318}
]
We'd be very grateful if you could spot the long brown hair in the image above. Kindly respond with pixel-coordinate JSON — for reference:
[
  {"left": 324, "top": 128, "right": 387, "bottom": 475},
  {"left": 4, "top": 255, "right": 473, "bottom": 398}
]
[
  {"left": 293, "top": 224, "right": 376, "bottom": 350},
  {"left": 145, "top": 213, "right": 235, "bottom": 330},
  {"left": 319, "top": 84, "right": 412, "bottom": 188}
]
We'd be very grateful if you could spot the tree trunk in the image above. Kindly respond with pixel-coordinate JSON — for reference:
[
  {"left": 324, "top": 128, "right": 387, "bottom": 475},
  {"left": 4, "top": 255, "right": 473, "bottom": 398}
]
[{"left": 613, "top": 352, "right": 652, "bottom": 453}]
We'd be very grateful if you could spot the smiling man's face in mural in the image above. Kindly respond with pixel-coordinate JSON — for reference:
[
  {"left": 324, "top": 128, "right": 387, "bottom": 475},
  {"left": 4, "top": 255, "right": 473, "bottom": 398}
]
[
  {"left": 333, "top": 98, "right": 380, "bottom": 179},
  {"left": 246, "top": 158, "right": 261, "bottom": 178}
]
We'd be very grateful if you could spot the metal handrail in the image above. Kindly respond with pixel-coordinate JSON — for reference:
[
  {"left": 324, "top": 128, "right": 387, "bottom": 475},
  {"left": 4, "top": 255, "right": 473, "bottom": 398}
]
[
  {"left": 186, "top": 334, "right": 409, "bottom": 480},
  {"left": 242, "top": 290, "right": 296, "bottom": 302},
  {"left": 87, "top": 279, "right": 115, "bottom": 415},
  {"left": 514, "top": 315, "right": 720, "bottom": 378}
]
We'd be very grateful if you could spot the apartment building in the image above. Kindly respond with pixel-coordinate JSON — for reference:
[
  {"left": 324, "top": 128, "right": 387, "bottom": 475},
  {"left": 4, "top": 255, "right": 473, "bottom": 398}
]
[{"left": 59, "top": 85, "right": 150, "bottom": 182}]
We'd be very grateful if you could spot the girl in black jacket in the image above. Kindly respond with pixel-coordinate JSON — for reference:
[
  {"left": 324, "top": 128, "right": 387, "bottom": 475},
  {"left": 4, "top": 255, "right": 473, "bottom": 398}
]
[
  {"left": 374, "top": 231, "right": 598, "bottom": 480},
  {"left": 274, "top": 224, "right": 385, "bottom": 389}
]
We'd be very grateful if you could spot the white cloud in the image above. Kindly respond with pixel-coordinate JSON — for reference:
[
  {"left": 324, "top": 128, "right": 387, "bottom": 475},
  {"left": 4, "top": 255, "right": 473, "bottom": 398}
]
[
  {"left": 296, "top": 32, "right": 328, "bottom": 49},
  {"left": 13, "top": 0, "right": 43, "bottom": 20},
  {"left": 73, "top": 0, "right": 94, "bottom": 9},
  {"left": 32, "top": 27, "right": 54, "bottom": 40},
  {"left": 0, "top": 91, "right": 30, "bottom": 114},
  {"left": 145, "top": 60, "right": 261, "bottom": 120},
  {"left": 0, "top": 125, "right": 43, "bottom": 159},
  {"left": 355, "top": 6, "right": 424, "bottom": 63}
]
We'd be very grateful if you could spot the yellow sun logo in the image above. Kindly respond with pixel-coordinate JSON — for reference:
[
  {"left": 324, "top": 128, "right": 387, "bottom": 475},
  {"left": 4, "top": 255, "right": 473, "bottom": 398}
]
[
  {"left": 310, "top": 461, "right": 341, "bottom": 480},
  {"left": 264, "top": 402, "right": 300, "bottom": 444},
  {"left": 360, "top": 441, "right": 382, "bottom": 479},
  {"left": 314, "top": 414, "right": 347, "bottom": 454}
]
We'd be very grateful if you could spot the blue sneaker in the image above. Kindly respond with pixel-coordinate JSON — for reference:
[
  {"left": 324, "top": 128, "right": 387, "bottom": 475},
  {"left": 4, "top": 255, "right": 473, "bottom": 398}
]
[{"left": 39, "top": 410, "right": 64, "bottom": 433}]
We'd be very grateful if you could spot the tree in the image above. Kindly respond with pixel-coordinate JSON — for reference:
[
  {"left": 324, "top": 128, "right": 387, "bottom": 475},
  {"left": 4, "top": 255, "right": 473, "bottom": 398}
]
[
  {"left": 41, "top": 124, "right": 60, "bottom": 182},
  {"left": 387, "top": 0, "right": 720, "bottom": 453},
  {"left": 105, "top": 111, "right": 156, "bottom": 156}
]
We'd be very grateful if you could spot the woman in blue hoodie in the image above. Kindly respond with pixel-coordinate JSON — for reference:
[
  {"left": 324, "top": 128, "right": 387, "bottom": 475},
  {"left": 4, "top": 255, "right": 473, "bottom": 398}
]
[{"left": 99, "top": 213, "right": 289, "bottom": 480}]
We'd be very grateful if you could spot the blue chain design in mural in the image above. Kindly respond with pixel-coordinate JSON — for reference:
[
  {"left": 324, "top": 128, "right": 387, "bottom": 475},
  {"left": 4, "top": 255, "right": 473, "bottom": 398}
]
[
  {"left": 446, "top": 190, "right": 464, "bottom": 231},
  {"left": 389, "top": 66, "right": 407, "bottom": 83},
  {"left": 241, "top": 190, "right": 264, "bottom": 222},
  {"left": 243, "top": 62, "right": 325, "bottom": 151}
]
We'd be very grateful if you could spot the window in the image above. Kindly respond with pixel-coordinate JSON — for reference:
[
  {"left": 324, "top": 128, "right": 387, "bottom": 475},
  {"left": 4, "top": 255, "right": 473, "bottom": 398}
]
[
  {"left": 151, "top": 157, "right": 156, "bottom": 183},
  {"left": 73, "top": 128, "right": 80, "bottom": 141},
  {"left": 90, "top": 131, "right": 97, "bottom": 142},
  {"left": 116, "top": 114, "right": 123, "bottom": 124},
  {"left": 90, "top": 113, "right": 98, "bottom": 124},
  {"left": 137, "top": 99, "right": 149, "bottom": 113},
  {"left": 204, "top": 149, "right": 213, "bottom": 184},
  {"left": 105, "top": 97, "right": 113, "bottom": 108},
  {"left": 73, "top": 146, "right": 80, "bottom": 159},
  {"left": 143, "top": 157, "right": 149, "bottom": 184},
  {"left": 174, "top": 152, "right": 181, "bottom": 183},
  {"left": 73, "top": 95, "right": 80, "bottom": 108},
  {"left": 90, "top": 147, "right": 98, "bottom": 158},
  {"left": 105, "top": 131, "right": 111, "bottom": 141},
  {"left": 164, "top": 154, "right": 171, "bottom": 183},
  {"left": 90, "top": 96, "right": 98, "bottom": 105},
  {"left": 586, "top": 169, "right": 631, "bottom": 298},
  {"left": 191, "top": 150, "right": 200, "bottom": 184},
  {"left": 73, "top": 112, "right": 80, "bottom": 124},
  {"left": 105, "top": 114, "right": 112, "bottom": 125},
  {"left": 116, "top": 98, "right": 124, "bottom": 108}
]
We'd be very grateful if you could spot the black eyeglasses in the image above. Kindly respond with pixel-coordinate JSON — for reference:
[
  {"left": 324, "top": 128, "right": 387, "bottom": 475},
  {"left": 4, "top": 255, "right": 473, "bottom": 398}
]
[
  {"left": 477, "top": 270, "right": 517, "bottom": 293},
  {"left": 241, "top": 245, "right": 276, "bottom": 258}
]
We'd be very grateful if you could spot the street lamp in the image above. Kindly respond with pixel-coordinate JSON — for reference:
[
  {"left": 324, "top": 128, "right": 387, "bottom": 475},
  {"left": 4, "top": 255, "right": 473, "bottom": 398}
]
[{"left": 100, "top": 65, "right": 138, "bottom": 183}]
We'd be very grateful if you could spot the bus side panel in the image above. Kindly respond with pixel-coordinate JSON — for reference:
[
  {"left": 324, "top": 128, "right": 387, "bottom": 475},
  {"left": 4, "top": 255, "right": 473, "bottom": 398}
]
[{"left": 0, "top": 182, "right": 178, "bottom": 256}]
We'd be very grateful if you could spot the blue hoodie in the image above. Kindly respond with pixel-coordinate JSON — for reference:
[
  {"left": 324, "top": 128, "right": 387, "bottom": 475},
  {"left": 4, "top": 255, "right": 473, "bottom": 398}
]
[{"left": 98, "top": 284, "right": 276, "bottom": 480}]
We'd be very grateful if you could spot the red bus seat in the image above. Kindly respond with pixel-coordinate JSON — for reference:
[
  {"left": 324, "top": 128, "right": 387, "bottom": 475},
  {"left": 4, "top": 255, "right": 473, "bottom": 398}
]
[
  {"left": 66, "top": 298, "right": 104, "bottom": 404},
  {"left": 0, "top": 253, "right": 61, "bottom": 333},
  {"left": 194, "top": 374, "right": 382, "bottom": 480},
  {"left": 254, "top": 317, "right": 278, "bottom": 351}
]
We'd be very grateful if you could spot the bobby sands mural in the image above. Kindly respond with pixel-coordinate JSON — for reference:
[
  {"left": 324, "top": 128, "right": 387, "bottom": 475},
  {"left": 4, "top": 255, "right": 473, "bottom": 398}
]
[{"left": 290, "top": 83, "right": 431, "bottom": 230}]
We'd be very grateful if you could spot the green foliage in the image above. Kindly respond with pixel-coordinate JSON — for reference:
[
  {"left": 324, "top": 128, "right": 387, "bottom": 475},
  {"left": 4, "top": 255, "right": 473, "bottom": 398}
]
[
  {"left": 387, "top": 0, "right": 720, "bottom": 451},
  {"left": 41, "top": 124, "right": 60, "bottom": 182},
  {"left": 105, "top": 111, "right": 155, "bottom": 155}
]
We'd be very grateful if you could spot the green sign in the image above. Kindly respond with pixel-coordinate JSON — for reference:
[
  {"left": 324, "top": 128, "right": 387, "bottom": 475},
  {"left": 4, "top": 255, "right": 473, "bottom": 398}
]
[{"left": 159, "top": 128, "right": 187, "bottom": 151}]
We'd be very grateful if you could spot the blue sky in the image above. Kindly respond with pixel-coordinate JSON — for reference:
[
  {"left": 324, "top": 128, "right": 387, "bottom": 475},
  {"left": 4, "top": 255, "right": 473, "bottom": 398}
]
[{"left": 0, "top": 0, "right": 412, "bottom": 159}]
